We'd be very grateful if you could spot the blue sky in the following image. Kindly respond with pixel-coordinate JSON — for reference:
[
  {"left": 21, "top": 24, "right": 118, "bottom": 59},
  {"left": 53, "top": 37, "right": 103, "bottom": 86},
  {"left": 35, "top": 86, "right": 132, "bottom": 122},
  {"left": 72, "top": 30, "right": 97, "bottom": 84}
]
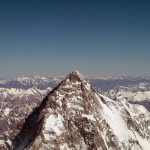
[{"left": 0, "top": 0, "right": 150, "bottom": 78}]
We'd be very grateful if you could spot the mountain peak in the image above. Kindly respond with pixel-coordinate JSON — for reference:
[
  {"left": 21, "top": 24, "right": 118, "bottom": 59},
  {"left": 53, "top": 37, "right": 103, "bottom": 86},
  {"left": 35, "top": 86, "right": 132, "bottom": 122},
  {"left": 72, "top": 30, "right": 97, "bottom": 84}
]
[
  {"left": 59, "top": 70, "right": 92, "bottom": 92},
  {"left": 6, "top": 72, "right": 150, "bottom": 150},
  {"left": 68, "top": 70, "right": 84, "bottom": 79}
]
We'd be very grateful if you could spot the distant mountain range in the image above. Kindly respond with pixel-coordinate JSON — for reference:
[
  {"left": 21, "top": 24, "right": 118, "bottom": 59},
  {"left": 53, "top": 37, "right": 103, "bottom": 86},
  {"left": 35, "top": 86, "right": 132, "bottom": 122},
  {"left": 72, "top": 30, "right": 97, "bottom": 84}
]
[
  {"left": 0, "top": 75, "right": 64, "bottom": 90},
  {"left": 1, "top": 75, "right": 150, "bottom": 90}
]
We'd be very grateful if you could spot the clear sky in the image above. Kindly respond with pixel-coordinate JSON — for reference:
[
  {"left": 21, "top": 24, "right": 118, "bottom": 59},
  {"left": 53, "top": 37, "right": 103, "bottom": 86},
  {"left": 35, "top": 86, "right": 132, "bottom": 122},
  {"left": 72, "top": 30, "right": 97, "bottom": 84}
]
[{"left": 0, "top": 0, "right": 150, "bottom": 78}]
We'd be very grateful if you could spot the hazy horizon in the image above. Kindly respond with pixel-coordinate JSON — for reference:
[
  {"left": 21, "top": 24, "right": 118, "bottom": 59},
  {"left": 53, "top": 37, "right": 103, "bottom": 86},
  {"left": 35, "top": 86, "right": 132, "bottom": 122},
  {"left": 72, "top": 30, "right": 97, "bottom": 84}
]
[
  {"left": 1, "top": 71, "right": 150, "bottom": 80},
  {"left": 0, "top": 0, "right": 150, "bottom": 78}
]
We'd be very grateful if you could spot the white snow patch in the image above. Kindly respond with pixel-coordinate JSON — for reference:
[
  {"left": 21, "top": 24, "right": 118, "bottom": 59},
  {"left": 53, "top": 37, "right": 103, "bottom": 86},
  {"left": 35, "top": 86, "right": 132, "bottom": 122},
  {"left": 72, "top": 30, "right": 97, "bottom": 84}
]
[
  {"left": 131, "top": 144, "right": 142, "bottom": 150},
  {"left": 60, "top": 143, "right": 70, "bottom": 150},
  {"left": 80, "top": 139, "right": 88, "bottom": 150},
  {"left": 134, "top": 132, "right": 150, "bottom": 150},
  {"left": 4, "top": 108, "right": 11, "bottom": 115},
  {"left": 45, "top": 114, "right": 64, "bottom": 137},
  {"left": 67, "top": 103, "right": 84, "bottom": 111},
  {"left": 82, "top": 114, "right": 96, "bottom": 121},
  {"left": 0, "top": 140, "right": 4, "bottom": 145},
  {"left": 6, "top": 139, "right": 12, "bottom": 145},
  {"left": 44, "top": 134, "right": 55, "bottom": 141}
]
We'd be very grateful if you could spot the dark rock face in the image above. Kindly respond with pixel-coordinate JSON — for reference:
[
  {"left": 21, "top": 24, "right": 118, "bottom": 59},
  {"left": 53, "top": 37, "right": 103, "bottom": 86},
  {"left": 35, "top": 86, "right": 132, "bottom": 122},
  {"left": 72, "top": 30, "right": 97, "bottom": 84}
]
[{"left": 1, "top": 71, "right": 150, "bottom": 150}]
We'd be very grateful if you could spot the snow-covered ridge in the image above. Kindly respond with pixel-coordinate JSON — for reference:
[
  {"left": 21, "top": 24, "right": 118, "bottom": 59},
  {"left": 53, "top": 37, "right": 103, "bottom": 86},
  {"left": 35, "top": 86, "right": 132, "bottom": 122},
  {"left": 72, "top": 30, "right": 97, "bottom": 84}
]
[{"left": 0, "top": 87, "right": 51, "bottom": 100}]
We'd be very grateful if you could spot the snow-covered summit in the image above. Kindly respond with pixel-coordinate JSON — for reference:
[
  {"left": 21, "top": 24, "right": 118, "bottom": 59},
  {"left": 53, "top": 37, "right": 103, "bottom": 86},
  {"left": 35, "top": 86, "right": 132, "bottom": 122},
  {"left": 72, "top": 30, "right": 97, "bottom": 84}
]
[{"left": 68, "top": 70, "right": 85, "bottom": 80}]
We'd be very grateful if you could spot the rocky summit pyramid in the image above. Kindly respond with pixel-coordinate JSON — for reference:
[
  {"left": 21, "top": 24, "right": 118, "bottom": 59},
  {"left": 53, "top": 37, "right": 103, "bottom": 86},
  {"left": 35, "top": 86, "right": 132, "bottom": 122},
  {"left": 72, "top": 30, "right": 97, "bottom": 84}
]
[{"left": 3, "top": 71, "right": 150, "bottom": 150}]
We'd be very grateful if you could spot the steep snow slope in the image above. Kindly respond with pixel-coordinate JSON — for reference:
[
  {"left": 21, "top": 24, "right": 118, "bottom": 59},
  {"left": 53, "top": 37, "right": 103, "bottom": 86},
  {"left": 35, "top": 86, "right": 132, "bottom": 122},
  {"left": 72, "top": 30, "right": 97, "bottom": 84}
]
[{"left": 4, "top": 71, "right": 150, "bottom": 150}]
